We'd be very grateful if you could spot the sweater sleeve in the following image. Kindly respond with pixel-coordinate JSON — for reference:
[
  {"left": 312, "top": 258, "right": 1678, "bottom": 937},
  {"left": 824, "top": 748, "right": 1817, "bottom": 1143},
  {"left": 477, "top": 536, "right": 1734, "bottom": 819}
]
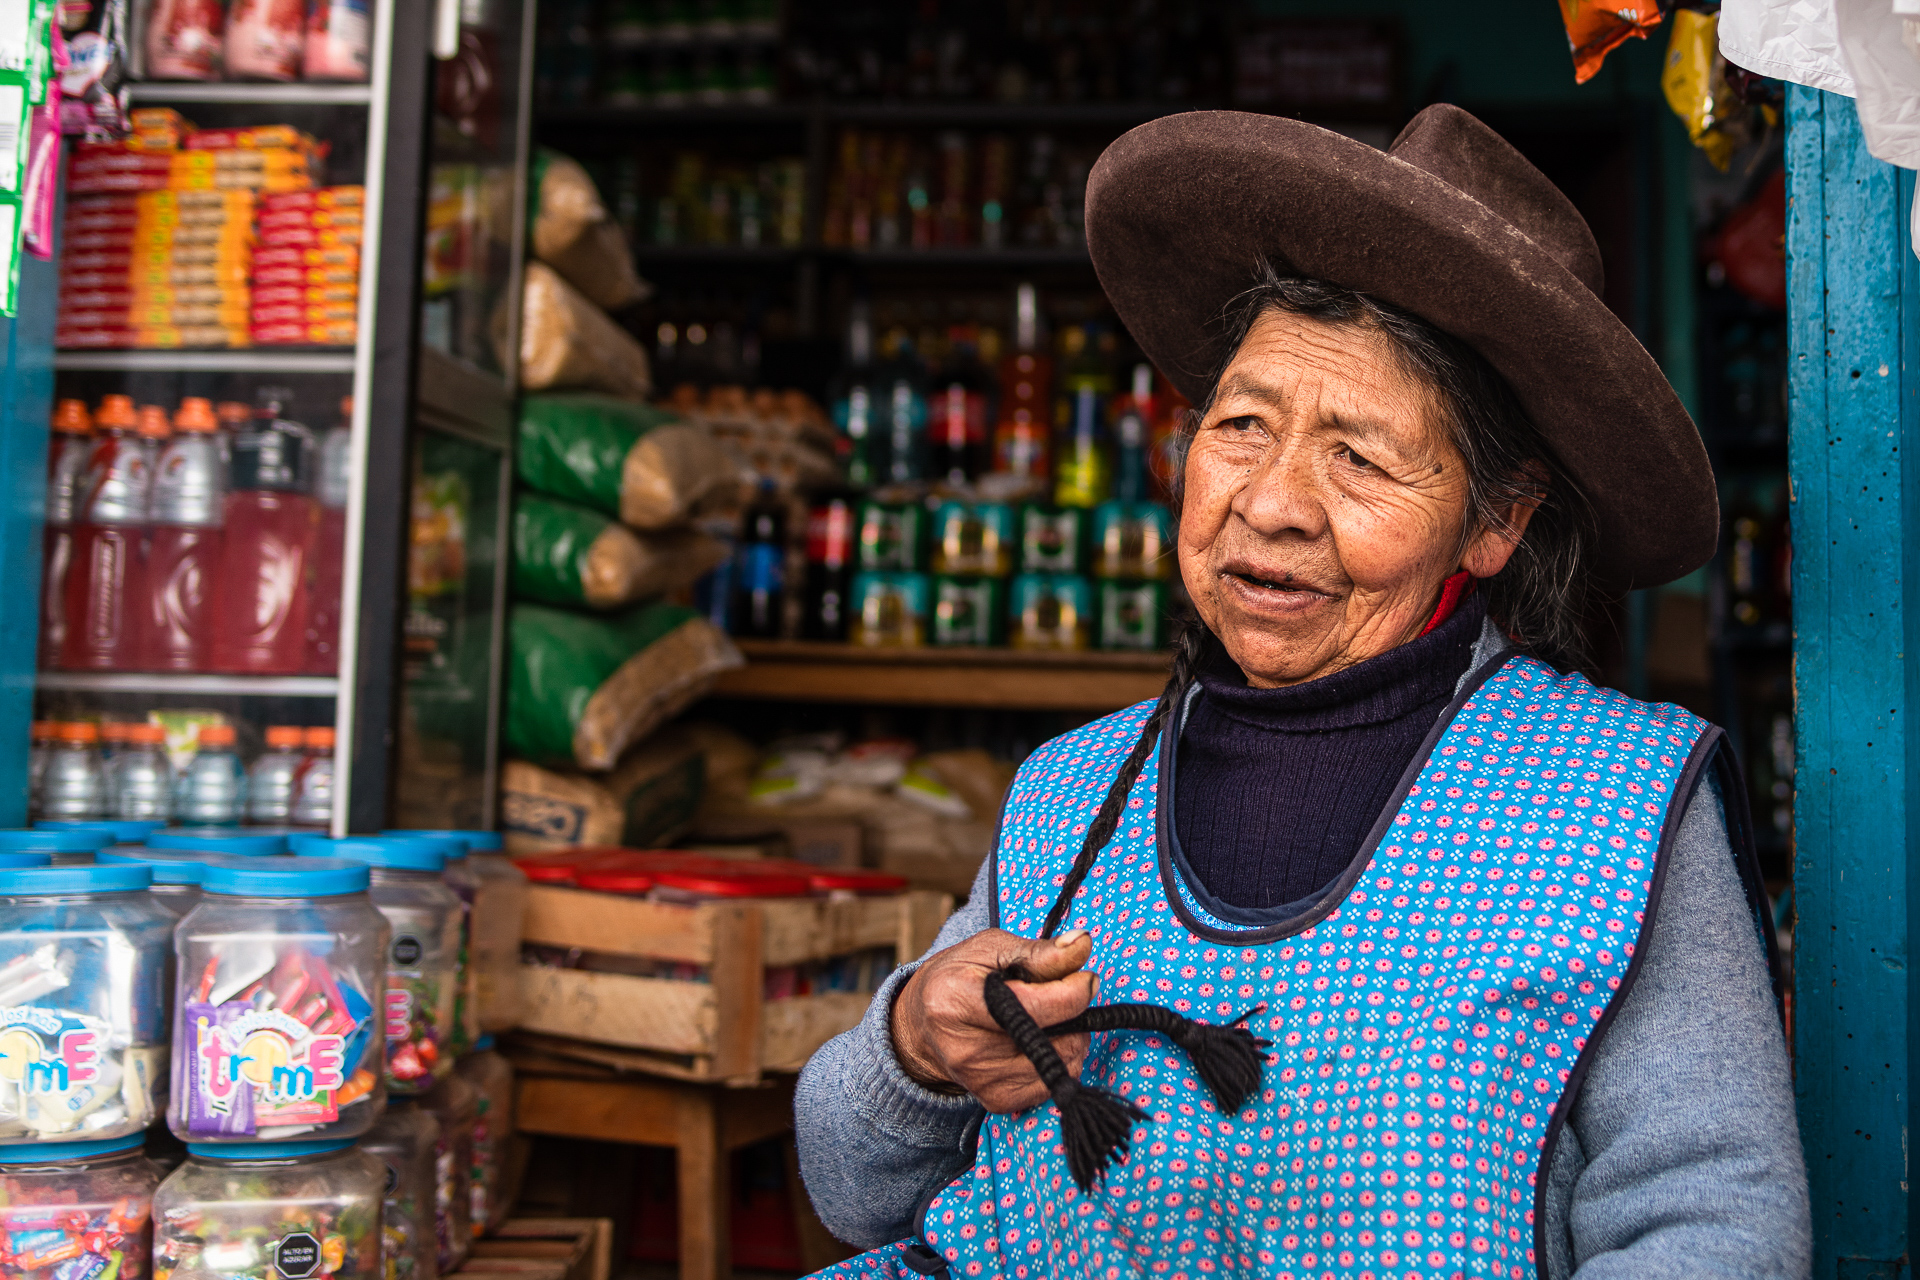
[
  {"left": 792, "top": 857, "right": 993, "bottom": 1247},
  {"left": 1557, "top": 770, "right": 1811, "bottom": 1279}
]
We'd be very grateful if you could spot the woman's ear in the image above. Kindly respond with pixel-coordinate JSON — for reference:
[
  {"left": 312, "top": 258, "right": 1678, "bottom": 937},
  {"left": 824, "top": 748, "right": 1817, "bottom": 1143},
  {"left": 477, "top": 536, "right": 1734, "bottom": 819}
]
[{"left": 1460, "top": 462, "right": 1548, "bottom": 579}]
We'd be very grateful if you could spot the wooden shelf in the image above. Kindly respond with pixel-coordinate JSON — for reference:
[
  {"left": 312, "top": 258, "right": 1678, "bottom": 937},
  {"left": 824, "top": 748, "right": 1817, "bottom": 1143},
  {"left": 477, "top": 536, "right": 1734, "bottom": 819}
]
[{"left": 710, "top": 640, "right": 1169, "bottom": 711}]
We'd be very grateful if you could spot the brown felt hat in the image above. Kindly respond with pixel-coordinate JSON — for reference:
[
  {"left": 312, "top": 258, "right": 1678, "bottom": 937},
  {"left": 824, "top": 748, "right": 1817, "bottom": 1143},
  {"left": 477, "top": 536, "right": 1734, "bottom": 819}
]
[{"left": 1085, "top": 104, "right": 1717, "bottom": 591}]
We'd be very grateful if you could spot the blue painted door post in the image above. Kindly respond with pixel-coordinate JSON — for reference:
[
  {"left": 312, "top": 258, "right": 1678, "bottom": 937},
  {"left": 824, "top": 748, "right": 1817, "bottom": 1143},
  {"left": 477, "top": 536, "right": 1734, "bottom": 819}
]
[
  {"left": 1786, "top": 84, "right": 1917, "bottom": 1276},
  {"left": 0, "top": 245, "right": 54, "bottom": 826}
]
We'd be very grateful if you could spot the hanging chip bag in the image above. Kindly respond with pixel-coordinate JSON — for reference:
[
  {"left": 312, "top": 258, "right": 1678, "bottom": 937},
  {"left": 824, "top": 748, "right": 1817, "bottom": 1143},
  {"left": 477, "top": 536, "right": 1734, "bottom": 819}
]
[
  {"left": 512, "top": 493, "right": 728, "bottom": 610},
  {"left": 1557, "top": 0, "right": 1665, "bottom": 84}
]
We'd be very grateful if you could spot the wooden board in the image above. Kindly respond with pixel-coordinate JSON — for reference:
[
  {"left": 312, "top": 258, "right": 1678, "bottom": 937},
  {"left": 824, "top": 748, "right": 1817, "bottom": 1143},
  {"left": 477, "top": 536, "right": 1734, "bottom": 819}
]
[
  {"left": 711, "top": 639, "right": 1169, "bottom": 710},
  {"left": 760, "top": 992, "right": 869, "bottom": 1072},
  {"left": 518, "top": 969, "right": 717, "bottom": 1055}
]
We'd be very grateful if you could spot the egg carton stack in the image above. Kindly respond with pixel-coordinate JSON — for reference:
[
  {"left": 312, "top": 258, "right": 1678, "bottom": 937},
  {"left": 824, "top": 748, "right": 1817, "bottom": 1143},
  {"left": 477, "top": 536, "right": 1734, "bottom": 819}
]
[{"left": 251, "top": 186, "right": 364, "bottom": 347}]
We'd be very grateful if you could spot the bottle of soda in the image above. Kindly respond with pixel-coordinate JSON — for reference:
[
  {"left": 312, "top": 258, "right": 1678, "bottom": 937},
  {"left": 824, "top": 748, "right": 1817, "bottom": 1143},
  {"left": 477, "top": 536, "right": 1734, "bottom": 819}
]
[
  {"left": 1052, "top": 327, "right": 1114, "bottom": 508},
  {"left": 732, "top": 482, "right": 788, "bottom": 639},
  {"left": 1112, "top": 364, "right": 1155, "bottom": 504},
  {"left": 143, "top": 396, "right": 226, "bottom": 671},
  {"left": 63, "top": 395, "right": 153, "bottom": 670},
  {"left": 208, "top": 387, "right": 319, "bottom": 674},
  {"left": 40, "top": 722, "right": 108, "bottom": 820},
  {"left": 41, "top": 399, "right": 94, "bottom": 667},
  {"left": 930, "top": 326, "right": 991, "bottom": 486},
  {"left": 111, "top": 723, "right": 174, "bottom": 822},
  {"left": 246, "top": 724, "right": 308, "bottom": 824},
  {"left": 175, "top": 722, "right": 246, "bottom": 825},
  {"left": 993, "top": 283, "right": 1053, "bottom": 479},
  {"left": 290, "top": 725, "right": 336, "bottom": 829},
  {"left": 803, "top": 491, "right": 857, "bottom": 641},
  {"left": 879, "top": 328, "right": 930, "bottom": 485},
  {"left": 830, "top": 302, "right": 880, "bottom": 489},
  {"left": 307, "top": 396, "right": 352, "bottom": 673}
]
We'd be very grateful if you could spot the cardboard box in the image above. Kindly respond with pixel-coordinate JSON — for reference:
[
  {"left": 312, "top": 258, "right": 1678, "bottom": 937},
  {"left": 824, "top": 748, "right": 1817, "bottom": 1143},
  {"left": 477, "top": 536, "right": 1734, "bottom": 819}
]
[{"left": 500, "top": 727, "right": 706, "bottom": 855}]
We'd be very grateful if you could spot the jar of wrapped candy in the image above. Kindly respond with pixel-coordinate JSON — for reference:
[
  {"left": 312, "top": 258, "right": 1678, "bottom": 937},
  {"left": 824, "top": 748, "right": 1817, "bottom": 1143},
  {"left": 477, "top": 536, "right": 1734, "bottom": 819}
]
[
  {"left": 0, "top": 1135, "right": 157, "bottom": 1280},
  {"left": 418, "top": 1071, "right": 476, "bottom": 1270},
  {"left": 379, "top": 832, "right": 477, "bottom": 1056},
  {"left": 455, "top": 1037, "right": 514, "bottom": 1235},
  {"left": 96, "top": 847, "right": 211, "bottom": 920},
  {"left": 153, "top": 1140, "right": 383, "bottom": 1280},
  {"left": 293, "top": 839, "right": 459, "bottom": 1095},
  {"left": 361, "top": 1102, "right": 440, "bottom": 1280},
  {"left": 168, "top": 858, "right": 388, "bottom": 1144},
  {"left": 383, "top": 831, "right": 526, "bottom": 1034},
  {"left": 0, "top": 863, "right": 170, "bottom": 1143}
]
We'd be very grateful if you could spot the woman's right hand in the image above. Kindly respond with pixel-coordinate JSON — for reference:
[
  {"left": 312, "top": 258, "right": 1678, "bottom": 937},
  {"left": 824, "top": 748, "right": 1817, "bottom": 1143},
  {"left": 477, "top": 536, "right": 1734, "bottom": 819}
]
[{"left": 889, "top": 928, "right": 1097, "bottom": 1114}]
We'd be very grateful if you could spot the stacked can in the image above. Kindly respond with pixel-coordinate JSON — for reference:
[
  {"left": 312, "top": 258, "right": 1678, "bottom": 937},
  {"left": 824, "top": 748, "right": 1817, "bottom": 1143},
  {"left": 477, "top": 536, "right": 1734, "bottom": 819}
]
[{"left": 251, "top": 187, "right": 363, "bottom": 347}]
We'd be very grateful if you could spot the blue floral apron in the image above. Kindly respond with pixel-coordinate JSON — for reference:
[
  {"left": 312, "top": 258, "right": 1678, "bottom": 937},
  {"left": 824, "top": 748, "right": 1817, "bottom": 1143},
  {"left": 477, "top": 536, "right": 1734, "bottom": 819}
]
[{"left": 812, "top": 653, "right": 1739, "bottom": 1280}]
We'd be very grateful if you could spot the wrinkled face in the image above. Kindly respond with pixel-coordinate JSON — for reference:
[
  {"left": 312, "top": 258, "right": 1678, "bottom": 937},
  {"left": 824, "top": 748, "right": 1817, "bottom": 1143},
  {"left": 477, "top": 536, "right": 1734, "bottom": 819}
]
[{"left": 1179, "top": 310, "right": 1529, "bottom": 688}]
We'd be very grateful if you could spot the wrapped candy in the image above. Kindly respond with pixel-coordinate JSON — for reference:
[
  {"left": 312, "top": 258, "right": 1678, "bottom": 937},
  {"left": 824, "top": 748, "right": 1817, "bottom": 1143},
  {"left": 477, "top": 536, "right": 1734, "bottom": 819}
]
[
  {"left": 168, "top": 858, "right": 388, "bottom": 1144},
  {"left": 152, "top": 1140, "right": 382, "bottom": 1280},
  {"left": 0, "top": 865, "right": 171, "bottom": 1143},
  {"left": 0, "top": 1136, "right": 157, "bottom": 1280}
]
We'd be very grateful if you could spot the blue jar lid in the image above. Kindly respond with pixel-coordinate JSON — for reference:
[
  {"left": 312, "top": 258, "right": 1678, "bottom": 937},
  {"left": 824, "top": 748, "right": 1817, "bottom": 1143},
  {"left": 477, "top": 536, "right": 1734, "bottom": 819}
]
[
  {"left": 297, "top": 837, "right": 445, "bottom": 873},
  {"left": 97, "top": 846, "right": 210, "bottom": 885},
  {"left": 186, "top": 1139, "right": 355, "bottom": 1159},
  {"left": 0, "top": 829, "right": 110, "bottom": 853},
  {"left": 0, "top": 854, "right": 50, "bottom": 868},
  {"left": 149, "top": 829, "right": 289, "bottom": 857},
  {"left": 0, "top": 1135, "right": 146, "bottom": 1162},
  {"left": 382, "top": 828, "right": 500, "bottom": 855},
  {"left": 202, "top": 856, "right": 368, "bottom": 898},
  {"left": 35, "top": 820, "right": 166, "bottom": 843},
  {"left": 0, "top": 864, "right": 151, "bottom": 894},
  {"left": 286, "top": 833, "right": 336, "bottom": 857}
]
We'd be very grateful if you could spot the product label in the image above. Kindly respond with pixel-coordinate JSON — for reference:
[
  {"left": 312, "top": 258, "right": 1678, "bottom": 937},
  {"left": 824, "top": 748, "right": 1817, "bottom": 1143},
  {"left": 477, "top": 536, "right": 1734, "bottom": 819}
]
[
  {"left": 274, "top": 1232, "right": 322, "bottom": 1279},
  {"left": 0, "top": 1006, "right": 98, "bottom": 1095},
  {"left": 186, "top": 1003, "right": 344, "bottom": 1135}
]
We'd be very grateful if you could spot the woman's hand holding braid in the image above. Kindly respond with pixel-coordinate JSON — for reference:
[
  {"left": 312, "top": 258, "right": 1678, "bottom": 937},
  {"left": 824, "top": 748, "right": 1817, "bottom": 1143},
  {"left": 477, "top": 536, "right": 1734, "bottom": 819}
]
[{"left": 891, "top": 928, "right": 1096, "bottom": 1113}]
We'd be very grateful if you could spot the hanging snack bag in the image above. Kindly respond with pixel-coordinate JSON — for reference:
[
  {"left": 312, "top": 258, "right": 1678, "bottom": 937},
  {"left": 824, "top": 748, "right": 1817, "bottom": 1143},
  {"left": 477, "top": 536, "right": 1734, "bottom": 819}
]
[
  {"left": 291, "top": 839, "right": 460, "bottom": 1095},
  {"left": 0, "top": 863, "right": 171, "bottom": 1143},
  {"left": 513, "top": 494, "right": 728, "bottom": 610},
  {"left": 363, "top": 1102, "right": 440, "bottom": 1280},
  {"left": 168, "top": 857, "right": 388, "bottom": 1143},
  {"left": 153, "top": 1139, "right": 384, "bottom": 1280},
  {"left": 1660, "top": 9, "right": 1744, "bottom": 171},
  {"left": 518, "top": 394, "right": 736, "bottom": 530},
  {"left": 1557, "top": 0, "right": 1665, "bottom": 85},
  {"left": 0, "top": 1136, "right": 158, "bottom": 1280},
  {"left": 505, "top": 602, "right": 742, "bottom": 771},
  {"left": 529, "top": 150, "right": 649, "bottom": 312},
  {"left": 512, "top": 262, "right": 653, "bottom": 399}
]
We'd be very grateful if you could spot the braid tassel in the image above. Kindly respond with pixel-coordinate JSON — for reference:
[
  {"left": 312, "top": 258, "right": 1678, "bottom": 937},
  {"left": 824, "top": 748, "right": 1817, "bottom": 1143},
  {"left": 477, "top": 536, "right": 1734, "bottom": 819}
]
[
  {"left": 1049, "top": 1003, "right": 1271, "bottom": 1111},
  {"left": 983, "top": 972, "right": 1145, "bottom": 1192}
]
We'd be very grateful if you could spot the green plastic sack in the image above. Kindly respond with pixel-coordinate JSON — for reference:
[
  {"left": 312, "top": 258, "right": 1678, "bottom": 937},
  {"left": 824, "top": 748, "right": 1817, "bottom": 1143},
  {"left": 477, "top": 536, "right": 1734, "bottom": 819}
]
[
  {"left": 513, "top": 493, "right": 727, "bottom": 610},
  {"left": 517, "top": 394, "right": 735, "bottom": 529},
  {"left": 529, "top": 148, "right": 648, "bottom": 312},
  {"left": 506, "top": 601, "right": 742, "bottom": 770}
]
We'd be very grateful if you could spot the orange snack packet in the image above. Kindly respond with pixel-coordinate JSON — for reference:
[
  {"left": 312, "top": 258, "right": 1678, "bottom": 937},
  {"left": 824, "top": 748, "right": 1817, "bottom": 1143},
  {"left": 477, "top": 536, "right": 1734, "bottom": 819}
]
[{"left": 1558, "top": 0, "right": 1666, "bottom": 84}]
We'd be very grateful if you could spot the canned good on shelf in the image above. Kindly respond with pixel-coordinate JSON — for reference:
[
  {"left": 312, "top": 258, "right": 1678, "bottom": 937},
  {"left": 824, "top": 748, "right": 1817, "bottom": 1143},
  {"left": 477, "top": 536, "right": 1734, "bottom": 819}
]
[
  {"left": 169, "top": 857, "right": 388, "bottom": 1144},
  {"left": 361, "top": 1102, "right": 441, "bottom": 1280},
  {"left": 293, "top": 838, "right": 460, "bottom": 1095},
  {"left": 0, "top": 1135, "right": 159, "bottom": 1280},
  {"left": 0, "top": 862, "right": 171, "bottom": 1142},
  {"left": 153, "top": 1140, "right": 385, "bottom": 1280}
]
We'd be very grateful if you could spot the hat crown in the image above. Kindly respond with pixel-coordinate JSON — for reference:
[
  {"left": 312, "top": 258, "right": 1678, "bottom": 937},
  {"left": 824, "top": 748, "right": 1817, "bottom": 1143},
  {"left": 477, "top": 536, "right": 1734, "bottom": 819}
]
[{"left": 1387, "top": 104, "right": 1605, "bottom": 296}]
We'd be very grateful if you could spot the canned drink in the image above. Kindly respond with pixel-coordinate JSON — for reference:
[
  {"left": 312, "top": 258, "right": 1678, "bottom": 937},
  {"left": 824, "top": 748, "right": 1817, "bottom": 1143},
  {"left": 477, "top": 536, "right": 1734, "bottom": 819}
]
[
  {"left": 245, "top": 725, "right": 307, "bottom": 823},
  {"left": 1009, "top": 573, "right": 1092, "bottom": 651},
  {"left": 855, "top": 501, "right": 926, "bottom": 572},
  {"left": 173, "top": 724, "right": 246, "bottom": 826},
  {"left": 1096, "top": 579, "right": 1170, "bottom": 650},
  {"left": 41, "top": 723, "right": 108, "bottom": 820},
  {"left": 1019, "top": 505, "right": 1086, "bottom": 574},
  {"left": 111, "top": 724, "right": 175, "bottom": 821},
  {"left": 932, "top": 576, "right": 1003, "bottom": 647},
  {"left": 1090, "top": 500, "right": 1173, "bottom": 580},
  {"left": 848, "top": 572, "right": 930, "bottom": 647},
  {"left": 930, "top": 502, "right": 1014, "bottom": 577}
]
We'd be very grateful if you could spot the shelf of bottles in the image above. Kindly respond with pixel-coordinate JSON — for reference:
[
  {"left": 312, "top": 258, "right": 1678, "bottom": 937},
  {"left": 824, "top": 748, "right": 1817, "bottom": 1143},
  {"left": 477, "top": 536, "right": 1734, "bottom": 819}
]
[{"left": 31, "top": 0, "right": 380, "bottom": 830}]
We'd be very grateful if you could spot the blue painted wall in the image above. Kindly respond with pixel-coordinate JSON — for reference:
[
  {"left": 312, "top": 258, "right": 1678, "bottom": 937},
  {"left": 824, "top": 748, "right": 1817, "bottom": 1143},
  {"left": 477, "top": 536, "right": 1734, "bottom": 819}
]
[
  {"left": 0, "top": 243, "right": 55, "bottom": 827},
  {"left": 1785, "top": 84, "right": 1913, "bottom": 1276}
]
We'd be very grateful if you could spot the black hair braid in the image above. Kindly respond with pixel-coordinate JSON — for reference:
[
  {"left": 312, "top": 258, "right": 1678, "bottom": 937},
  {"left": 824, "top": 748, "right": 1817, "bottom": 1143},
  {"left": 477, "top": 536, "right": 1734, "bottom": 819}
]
[{"left": 984, "top": 616, "right": 1269, "bottom": 1192}]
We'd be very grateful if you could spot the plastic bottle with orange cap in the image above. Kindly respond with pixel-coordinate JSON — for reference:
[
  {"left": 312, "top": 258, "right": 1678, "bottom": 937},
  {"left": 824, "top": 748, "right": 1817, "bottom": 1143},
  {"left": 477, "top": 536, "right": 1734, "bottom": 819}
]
[
  {"left": 62, "top": 395, "right": 158, "bottom": 670},
  {"left": 39, "top": 400, "right": 93, "bottom": 665},
  {"left": 142, "top": 396, "right": 226, "bottom": 672}
]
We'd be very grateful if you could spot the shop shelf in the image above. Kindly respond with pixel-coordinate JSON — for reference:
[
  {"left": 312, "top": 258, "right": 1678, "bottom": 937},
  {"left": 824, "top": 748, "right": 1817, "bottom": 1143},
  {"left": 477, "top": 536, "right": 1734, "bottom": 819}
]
[
  {"left": 125, "top": 81, "right": 374, "bottom": 106},
  {"left": 710, "top": 639, "right": 1169, "bottom": 711},
  {"left": 53, "top": 350, "right": 356, "bottom": 373},
  {"left": 36, "top": 672, "right": 341, "bottom": 697}
]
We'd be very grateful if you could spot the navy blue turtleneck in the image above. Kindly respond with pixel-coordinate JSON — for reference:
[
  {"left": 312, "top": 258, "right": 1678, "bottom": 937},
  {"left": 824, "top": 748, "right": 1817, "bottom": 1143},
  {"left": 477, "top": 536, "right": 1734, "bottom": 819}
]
[{"left": 1173, "top": 591, "right": 1487, "bottom": 910}]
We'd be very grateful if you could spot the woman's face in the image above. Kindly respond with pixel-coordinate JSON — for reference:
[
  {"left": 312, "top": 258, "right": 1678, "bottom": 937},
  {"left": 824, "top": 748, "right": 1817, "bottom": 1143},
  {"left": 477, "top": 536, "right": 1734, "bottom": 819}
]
[{"left": 1179, "top": 310, "right": 1532, "bottom": 687}]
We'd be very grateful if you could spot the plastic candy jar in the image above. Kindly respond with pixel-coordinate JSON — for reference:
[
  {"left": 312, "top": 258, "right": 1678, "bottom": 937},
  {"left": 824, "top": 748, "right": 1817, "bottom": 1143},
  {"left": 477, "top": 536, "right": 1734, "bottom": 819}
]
[
  {"left": 418, "top": 1071, "right": 476, "bottom": 1270},
  {"left": 455, "top": 1037, "right": 514, "bottom": 1235},
  {"left": 390, "top": 832, "right": 527, "bottom": 1033},
  {"left": 153, "top": 1140, "right": 384, "bottom": 1280},
  {"left": 0, "top": 829, "right": 110, "bottom": 865},
  {"left": 148, "top": 829, "right": 288, "bottom": 857},
  {"left": 169, "top": 857, "right": 388, "bottom": 1144},
  {"left": 0, "top": 1135, "right": 158, "bottom": 1280},
  {"left": 0, "top": 863, "right": 170, "bottom": 1142},
  {"left": 378, "top": 832, "right": 477, "bottom": 1056},
  {"left": 95, "top": 846, "right": 211, "bottom": 920},
  {"left": 34, "top": 820, "right": 166, "bottom": 844},
  {"left": 293, "top": 839, "right": 459, "bottom": 1094},
  {"left": 361, "top": 1102, "right": 441, "bottom": 1280}
]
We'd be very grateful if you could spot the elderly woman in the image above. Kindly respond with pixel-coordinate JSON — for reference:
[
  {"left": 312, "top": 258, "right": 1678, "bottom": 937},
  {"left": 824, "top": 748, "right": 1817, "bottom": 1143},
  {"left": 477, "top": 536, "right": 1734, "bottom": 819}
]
[{"left": 795, "top": 106, "right": 1810, "bottom": 1279}]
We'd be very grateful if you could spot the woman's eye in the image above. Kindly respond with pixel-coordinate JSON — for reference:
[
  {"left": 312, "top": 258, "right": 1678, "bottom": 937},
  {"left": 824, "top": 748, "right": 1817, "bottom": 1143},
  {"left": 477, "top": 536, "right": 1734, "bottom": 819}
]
[
  {"left": 1221, "top": 415, "right": 1258, "bottom": 432},
  {"left": 1342, "top": 445, "right": 1375, "bottom": 469}
]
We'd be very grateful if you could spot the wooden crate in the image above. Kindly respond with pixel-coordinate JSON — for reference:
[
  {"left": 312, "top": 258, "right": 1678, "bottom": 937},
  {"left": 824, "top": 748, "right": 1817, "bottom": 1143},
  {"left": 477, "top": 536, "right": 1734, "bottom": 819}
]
[
  {"left": 461, "top": 1219, "right": 611, "bottom": 1280},
  {"left": 516, "top": 886, "right": 951, "bottom": 1083}
]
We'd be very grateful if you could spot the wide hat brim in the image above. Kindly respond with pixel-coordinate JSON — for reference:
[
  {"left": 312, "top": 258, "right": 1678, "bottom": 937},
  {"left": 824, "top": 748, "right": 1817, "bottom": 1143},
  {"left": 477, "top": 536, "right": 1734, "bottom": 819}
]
[{"left": 1085, "top": 110, "right": 1717, "bottom": 592}]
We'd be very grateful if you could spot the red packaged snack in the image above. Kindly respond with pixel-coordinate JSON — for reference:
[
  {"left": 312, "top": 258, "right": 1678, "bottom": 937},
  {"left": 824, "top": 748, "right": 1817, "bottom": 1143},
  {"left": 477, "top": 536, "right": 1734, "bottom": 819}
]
[
  {"left": 252, "top": 266, "right": 308, "bottom": 288},
  {"left": 250, "top": 322, "right": 311, "bottom": 344},
  {"left": 1557, "top": 0, "right": 1665, "bottom": 84},
  {"left": 251, "top": 284, "right": 306, "bottom": 307},
  {"left": 252, "top": 244, "right": 306, "bottom": 267},
  {"left": 249, "top": 303, "right": 307, "bottom": 326}
]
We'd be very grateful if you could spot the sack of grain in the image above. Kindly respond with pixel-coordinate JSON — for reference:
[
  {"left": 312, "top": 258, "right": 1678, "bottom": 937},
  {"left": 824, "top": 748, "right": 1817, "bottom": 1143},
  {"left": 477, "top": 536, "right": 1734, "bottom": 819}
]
[
  {"left": 499, "top": 724, "right": 707, "bottom": 853},
  {"left": 530, "top": 149, "right": 649, "bottom": 312},
  {"left": 513, "top": 262, "right": 652, "bottom": 398},
  {"left": 513, "top": 493, "right": 727, "bottom": 610},
  {"left": 506, "top": 601, "right": 743, "bottom": 771},
  {"left": 518, "top": 393, "right": 738, "bottom": 529}
]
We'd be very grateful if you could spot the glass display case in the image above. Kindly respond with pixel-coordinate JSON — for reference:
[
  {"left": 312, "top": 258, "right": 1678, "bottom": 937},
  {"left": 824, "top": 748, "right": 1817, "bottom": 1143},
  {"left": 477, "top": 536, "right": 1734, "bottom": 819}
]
[{"left": 28, "top": 0, "right": 535, "bottom": 834}]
